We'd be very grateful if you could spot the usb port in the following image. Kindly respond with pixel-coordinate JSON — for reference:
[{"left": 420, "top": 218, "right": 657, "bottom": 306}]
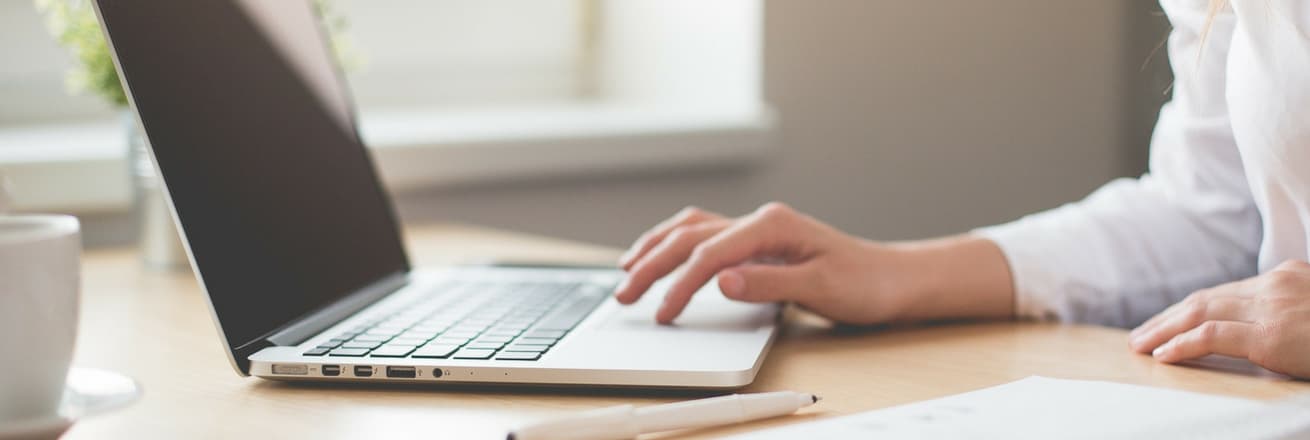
[
  {"left": 354, "top": 365, "right": 373, "bottom": 377},
  {"left": 386, "top": 366, "right": 417, "bottom": 378},
  {"left": 321, "top": 365, "right": 341, "bottom": 377}
]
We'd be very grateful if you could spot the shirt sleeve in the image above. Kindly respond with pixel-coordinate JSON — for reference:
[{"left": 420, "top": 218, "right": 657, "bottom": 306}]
[{"left": 974, "top": 0, "right": 1261, "bottom": 328}]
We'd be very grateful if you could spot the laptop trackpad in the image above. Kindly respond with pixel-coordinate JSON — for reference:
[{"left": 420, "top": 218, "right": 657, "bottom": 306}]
[{"left": 599, "top": 283, "right": 777, "bottom": 333}]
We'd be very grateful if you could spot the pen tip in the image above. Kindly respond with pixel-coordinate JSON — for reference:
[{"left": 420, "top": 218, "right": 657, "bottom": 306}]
[{"left": 812, "top": 395, "right": 821, "bottom": 403}]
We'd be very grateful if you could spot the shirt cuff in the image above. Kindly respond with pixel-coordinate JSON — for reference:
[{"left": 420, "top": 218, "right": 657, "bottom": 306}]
[{"left": 973, "top": 221, "right": 1066, "bottom": 322}]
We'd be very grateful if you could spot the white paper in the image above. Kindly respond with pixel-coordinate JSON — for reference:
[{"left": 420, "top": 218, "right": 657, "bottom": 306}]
[{"left": 729, "top": 376, "right": 1310, "bottom": 440}]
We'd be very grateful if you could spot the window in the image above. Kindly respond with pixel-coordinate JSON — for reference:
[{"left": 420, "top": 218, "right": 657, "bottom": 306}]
[
  {"left": 340, "top": 0, "right": 587, "bottom": 110},
  {"left": 0, "top": 0, "right": 114, "bottom": 124},
  {"left": 0, "top": 0, "right": 588, "bottom": 123},
  {"left": 0, "top": 0, "right": 770, "bottom": 212}
]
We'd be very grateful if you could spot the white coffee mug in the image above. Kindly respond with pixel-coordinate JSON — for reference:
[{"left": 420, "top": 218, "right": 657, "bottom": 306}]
[{"left": 0, "top": 215, "right": 80, "bottom": 422}]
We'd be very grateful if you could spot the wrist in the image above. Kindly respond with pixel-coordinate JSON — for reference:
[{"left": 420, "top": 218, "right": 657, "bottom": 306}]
[{"left": 882, "top": 235, "right": 1016, "bottom": 321}]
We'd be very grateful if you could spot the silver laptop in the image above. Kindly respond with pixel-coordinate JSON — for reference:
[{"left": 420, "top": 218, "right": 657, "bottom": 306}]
[{"left": 91, "top": 0, "right": 778, "bottom": 389}]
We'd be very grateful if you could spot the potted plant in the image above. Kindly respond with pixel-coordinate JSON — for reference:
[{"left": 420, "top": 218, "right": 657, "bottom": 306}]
[{"left": 33, "top": 0, "right": 358, "bottom": 270}]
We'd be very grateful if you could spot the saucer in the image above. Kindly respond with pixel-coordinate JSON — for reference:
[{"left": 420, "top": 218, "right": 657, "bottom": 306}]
[{"left": 0, "top": 367, "right": 141, "bottom": 440}]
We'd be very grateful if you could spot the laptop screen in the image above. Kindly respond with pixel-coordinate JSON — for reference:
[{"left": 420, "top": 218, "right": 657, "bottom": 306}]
[{"left": 95, "top": 0, "right": 409, "bottom": 352}]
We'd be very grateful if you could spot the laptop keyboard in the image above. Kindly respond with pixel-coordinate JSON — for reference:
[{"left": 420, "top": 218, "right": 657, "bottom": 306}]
[{"left": 302, "top": 278, "right": 611, "bottom": 361}]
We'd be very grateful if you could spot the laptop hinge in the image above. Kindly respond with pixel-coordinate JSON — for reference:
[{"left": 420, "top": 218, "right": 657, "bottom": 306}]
[{"left": 263, "top": 272, "right": 410, "bottom": 347}]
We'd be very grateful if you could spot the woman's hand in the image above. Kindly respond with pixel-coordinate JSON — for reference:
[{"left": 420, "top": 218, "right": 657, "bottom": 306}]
[
  {"left": 1130, "top": 260, "right": 1310, "bottom": 378},
  {"left": 613, "top": 202, "right": 1015, "bottom": 325}
]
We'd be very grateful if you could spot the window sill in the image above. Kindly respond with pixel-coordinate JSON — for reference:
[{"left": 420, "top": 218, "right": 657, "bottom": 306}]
[{"left": 0, "top": 103, "right": 774, "bottom": 213}]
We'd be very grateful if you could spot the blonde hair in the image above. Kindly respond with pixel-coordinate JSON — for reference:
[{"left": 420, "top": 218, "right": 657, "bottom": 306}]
[
  {"left": 1199, "top": 0, "right": 1229, "bottom": 56},
  {"left": 1205, "top": 0, "right": 1227, "bottom": 35}
]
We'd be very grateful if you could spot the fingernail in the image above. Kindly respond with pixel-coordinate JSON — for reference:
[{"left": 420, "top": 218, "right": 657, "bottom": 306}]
[
  {"left": 1152, "top": 345, "right": 1167, "bottom": 358},
  {"left": 613, "top": 277, "right": 630, "bottom": 298},
  {"left": 720, "top": 271, "right": 746, "bottom": 299},
  {"left": 657, "top": 299, "right": 674, "bottom": 320}
]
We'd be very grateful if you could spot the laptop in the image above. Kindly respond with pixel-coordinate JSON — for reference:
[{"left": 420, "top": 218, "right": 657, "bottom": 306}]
[{"left": 90, "top": 0, "right": 779, "bottom": 388}]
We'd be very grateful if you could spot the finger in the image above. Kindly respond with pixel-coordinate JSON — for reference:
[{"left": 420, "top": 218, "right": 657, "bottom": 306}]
[
  {"left": 718, "top": 263, "right": 820, "bottom": 303},
  {"left": 1151, "top": 321, "right": 1256, "bottom": 364},
  {"left": 619, "top": 207, "right": 724, "bottom": 270},
  {"left": 1131, "top": 302, "right": 1184, "bottom": 341},
  {"left": 1130, "top": 296, "right": 1252, "bottom": 353},
  {"left": 614, "top": 220, "right": 731, "bottom": 304},
  {"left": 657, "top": 205, "right": 802, "bottom": 323},
  {"left": 1130, "top": 280, "right": 1253, "bottom": 342}
]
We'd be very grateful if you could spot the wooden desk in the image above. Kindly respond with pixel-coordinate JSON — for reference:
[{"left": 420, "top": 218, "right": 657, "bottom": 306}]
[{"left": 67, "top": 224, "right": 1309, "bottom": 439}]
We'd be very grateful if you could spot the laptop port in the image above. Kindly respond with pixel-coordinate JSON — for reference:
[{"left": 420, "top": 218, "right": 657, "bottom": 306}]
[
  {"left": 432, "top": 368, "right": 443, "bottom": 378},
  {"left": 271, "top": 364, "right": 307, "bottom": 375},
  {"left": 354, "top": 365, "right": 373, "bottom": 377},
  {"left": 386, "top": 366, "right": 417, "bottom": 378},
  {"left": 321, "top": 365, "right": 340, "bottom": 377}
]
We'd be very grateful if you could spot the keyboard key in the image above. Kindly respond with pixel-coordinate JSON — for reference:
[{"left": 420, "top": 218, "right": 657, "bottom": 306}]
[
  {"left": 495, "top": 352, "right": 541, "bottom": 361},
  {"left": 466, "top": 342, "right": 505, "bottom": 350},
  {"left": 304, "top": 347, "right": 332, "bottom": 356},
  {"left": 382, "top": 318, "right": 419, "bottom": 328},
  {"left": 524, "top": 330, "right": 566, "bottom": 339},
  {"left": 474, "top": 335, "right": 514, "bottom": 343},
  {"left": 497, "top": 321, "right": 533, "bottom": 329},
  {"left": 412, "top": 344, "right": 461, "bottom": 358},
  {"left": 370, "top": 345, "right": 417, "bottom": 357},
  {"left": 432, "top": 336, "right": 471, "bottom": 345},
  {"left": 503, "top": 344, "right": 550, "bottom": 353},
  {"left": 515, "top": 337, "right": 558, "bottom": 346},
  {"left": 328, "top": 348, "right": 370, "bottom": 357},
  {"left": 351, "top": 334, "right": 390, "bottom": 342},
  {"left": 411, "top": 324, "right": 449, "bottom": 333},
  {"left": 482, "top": 329, "right": 522, "bottom": 337},
  {"left": 400, "top": 330, "right": 439, "bottom": 340},
  {"left": 391, "top": 337, "right": 429, "bottom": 346},
  {"left": 422, "top": 319, "right": 459, "bottom": 328},
  {"left": 452, "top": 348, "right": 496, "bottom": 360},
  {"left": 532, "top": 322, "right": 574, "bottom": 332},
  {"left": 365, "top": 329, "right": 403, "bottom": 338},
  {"left": 443, "top": 330, "right": 481, "bottom": 338},
  {"left": 342, "top": 340, "right": 384, "bottom": 349}
]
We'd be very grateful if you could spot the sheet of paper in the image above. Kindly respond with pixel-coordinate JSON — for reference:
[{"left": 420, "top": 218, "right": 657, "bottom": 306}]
[{"left": 729, "top": 376, "right": 1310, "bottom": 439}]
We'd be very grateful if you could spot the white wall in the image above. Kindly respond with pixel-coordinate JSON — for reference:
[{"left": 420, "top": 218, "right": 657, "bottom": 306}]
[{"left": 389, "top": 0, "right": 1171, "bottom": 247}]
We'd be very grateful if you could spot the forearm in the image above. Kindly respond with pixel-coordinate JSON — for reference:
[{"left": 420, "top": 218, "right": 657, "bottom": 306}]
[{"left": 880, "top": 235, "right": 1015, "bottom": 322}]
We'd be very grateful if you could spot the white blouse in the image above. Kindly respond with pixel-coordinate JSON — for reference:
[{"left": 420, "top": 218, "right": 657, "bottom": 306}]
[{"left": 976, "top": 0, "right": 1310, "bottom": 327}]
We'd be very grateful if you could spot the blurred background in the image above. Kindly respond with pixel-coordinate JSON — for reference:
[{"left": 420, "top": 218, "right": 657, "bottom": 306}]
[{"left": 0, "top": 0, "right": 1171, "bottom": 251}]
